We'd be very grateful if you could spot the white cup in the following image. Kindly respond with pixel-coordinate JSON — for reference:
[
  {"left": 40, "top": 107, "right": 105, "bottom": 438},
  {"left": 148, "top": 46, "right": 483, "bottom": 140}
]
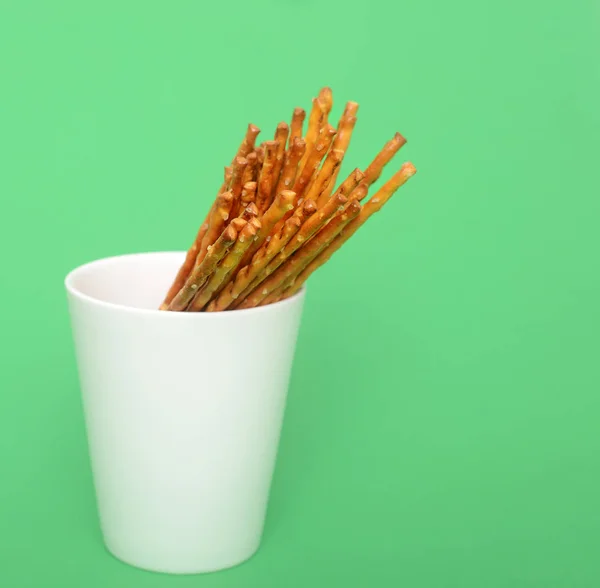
[{"left": 65, "top": 252, "right": 306, "bottom": 574}]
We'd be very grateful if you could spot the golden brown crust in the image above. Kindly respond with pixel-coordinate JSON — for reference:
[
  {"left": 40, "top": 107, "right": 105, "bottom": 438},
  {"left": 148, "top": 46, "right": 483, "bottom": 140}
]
[
  {"left": 238, "top": 189, "right": 296, "bottom": 268},
  {"left": 238, "top": 199, "right": 361, "bottom": 309},
  {"left": 194, "top": 191, "right": 234, "bottom": 266},
  {"left": 232, "top": 124, "right": 260, "bottom": 163},
  {"left": 229, "top": 156, "right": 248, "bottom": 213},
  {"left": 305, "top": 148, "right": 344, "bottom": 207},
  {"left": 241, "top": 151, "right": 258, "bottom": 186},
  {"left": 207, "top": 208, "right": 308, "bottom": 312},
  {"left": 289, "top": 107, "right": 306, "bottom": 148},
  {"left": 275, "top": 137, "right": 306, "bottom": 197},
  {"left": 318, "top": 167, "right": 365, "bottom": 210},
  {"left": 188, "top": 219, "right": 260, "bottom": 311},
  {"left": 161, "top": 90, "right": 417, "bottom": 312},
  {"left": 255, "top": 144, "right": 265, "bottom": 168},
  {"left": 363, "top": 132, "right": 407, "bottom": 185},
  {"left": 256, "top": 140, "right": 279, "bottom": 214},
  {"left": 168, "top": 224, "right": 238, "bottom": 311},
  {"left": 159, "top": 218, "right": 210, "bottom": 309},
  {"left": 297, "top": 96, "right": 326, "bottom": 173},
  {"left": 281, "top": 162, "right": 417, "bottom": 300},
  {"left": 292, "top": 124, "right": 336, "bottom": 200},
  {"left": 232, "top": 192, "right": 347, "bottom": 308},
  {"left": 240, "top": 202, "right": 259, "bottom": 221},
  {"left": 271, "top": 122, "right": 290, "bottom": 200}
]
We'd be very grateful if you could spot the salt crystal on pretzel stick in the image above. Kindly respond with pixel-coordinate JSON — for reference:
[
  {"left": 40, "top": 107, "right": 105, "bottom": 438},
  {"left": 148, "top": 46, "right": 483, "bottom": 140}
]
[
  {"left": 363, "top": 132, "right": 407, "bottom": 186},
  {"left": 168, "top": 224, "right": 238, "bottom": 311},
  {"left": 209, "top": 199, "right": 317, "bottom": 311},
  {"left": 289, "top": 107, "right": 306, "bottom": 148},
  {"left": 270, "top": 123, "right": 289, "bottom": 200},
  {"left": 232, "top": 192, "right": 347, "bottom": 308},
  {"left": 238, "top": 199, "right": 361, "bottom": 309},
  {"left": 195, "top": 191, "right": 234, "bottom": 265},
  {"left": 293, "top": 124, "right": 336, "bottom": 200},
  {"left": 188, "top": 218, "right": 261, "bottom": 311},
  {"left": 256, "top": 140, "right": 279, "bottom": 214},
  {"left": 280, "top": 162, "right": 417, "bottom": 301}
]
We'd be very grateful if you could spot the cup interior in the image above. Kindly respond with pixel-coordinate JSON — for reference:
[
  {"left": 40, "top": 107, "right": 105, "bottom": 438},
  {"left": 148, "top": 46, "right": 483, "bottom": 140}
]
[{"left": 66, "top": 252, "right": 184, "bottom": 310}]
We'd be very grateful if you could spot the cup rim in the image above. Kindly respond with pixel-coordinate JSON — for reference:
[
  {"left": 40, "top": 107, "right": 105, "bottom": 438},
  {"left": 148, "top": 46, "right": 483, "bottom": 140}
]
[{"left": 65, "top": 251, "right": 306, "bottom": 317}]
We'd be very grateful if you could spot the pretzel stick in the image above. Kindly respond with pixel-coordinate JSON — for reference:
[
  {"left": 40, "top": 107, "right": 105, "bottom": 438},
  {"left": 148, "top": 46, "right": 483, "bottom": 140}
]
[
  {"left": 318, "top": 86, "right": 333, "bottom": 120},
  {"left": 238, "top": 199, "right": 361, "bottom": 309},
  {"left": 303, "top": 148, "right": 343, "bottom": 206},
  {"left": 223, "top": 166, "right": 233, "bottom": 188},
  {"left": 289, "top": 107, "right": 306, "bottom": 148},
  {"left": 261, "top": 199, "right": 364, "bottom": 305},
  {"left": 259, "top": 283, "right": 288, "bottom": 306},
  {"left": 232, "top": 191, "right": 347, "bottom": 308},
  {"left": 159, "top": 164, "right": 243, "bottom": 309},
  {"left": 206, "top": 217, "right": 302, "bottom": 313},
  {"left": 335, "top": 101, "right": 359, "bottom": 150},
  {"left": 241, "top": 202, "right": 259, "bottom": 221},
  {"left": 229, "top": 217, "right": 248, "bottom": 233},
  {"left": 209, "top": 199, "right": 317, "bottom": 311},
  {"left": 280, "top": 162, "right": 417, "bottom": 301},
  {"left": 297, "top": 96, "right": 326, "bottom": 173},
  {"left": 238, "top": 189, "right": 296, "bottom": 269},
  {"left": 292, "top": 124, "right": 336, "bottom": 200},
  {"left": 159, "top": 218, "right": 210, "bottom": 309},
  {"left": 168, "top": 224, "right": 238, "bottom": 311},
  {"left": 271, "top": 123, "right": 289, "bottom": 199},
  {"left": 195, "top": 191, "right": 234, "bottom": 265},
  {"left": 229, "top": 156, "right": 248, "bottom": 213},
  {"left": 347, "top": 181, "right": 369, "bottom": 202},
  {"left": 188, "top": 219, "right": 260, "bottom": 311},
  {"left": 232, "top": 123, "right": 260, "bottom": 163},
  {"left": 229, "top": 201, "right": 317, "bottom": 308},
  {"left": 363, "top": 132, "right": 406, "bottom": 185},
  {"left": 275, "top": 137, "right": 306, "bottom": 196},
  {"left": 256, "top": 140, "right": 279, "bottom": 214},
  {"left": 255, "top": 144, "right": 265, "bottom": 168},
  {"left": 237, "top": 181, "right": 257, "bottom": 215},
  {"left": 241, "top": 151, "right": 258, "bottom": 186},
  {"left": 270, "top": 137, "right": 306, "bottom": 235},
  {"left": 317, "top": 167, "right": 365, "bottom": 210},
  {"left": 317, "top": 101, "right": 359, "bottom": 202}
]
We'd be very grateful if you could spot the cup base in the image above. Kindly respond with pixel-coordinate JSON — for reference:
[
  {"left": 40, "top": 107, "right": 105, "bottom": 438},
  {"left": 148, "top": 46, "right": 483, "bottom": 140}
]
[{"left": 105, "top": 541, "right": 261, "bottom": 575}]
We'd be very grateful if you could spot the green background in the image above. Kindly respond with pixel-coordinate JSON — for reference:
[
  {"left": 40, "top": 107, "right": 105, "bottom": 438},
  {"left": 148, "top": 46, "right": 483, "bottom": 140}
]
[{"left": 1, "top": 0, "right": 599, "bottom": 586}]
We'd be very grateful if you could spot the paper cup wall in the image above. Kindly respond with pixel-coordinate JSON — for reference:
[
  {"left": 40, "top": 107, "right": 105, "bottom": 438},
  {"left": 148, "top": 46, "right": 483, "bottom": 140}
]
[{"left": 65, "top": 252, "right": 305, "bottom": 574}]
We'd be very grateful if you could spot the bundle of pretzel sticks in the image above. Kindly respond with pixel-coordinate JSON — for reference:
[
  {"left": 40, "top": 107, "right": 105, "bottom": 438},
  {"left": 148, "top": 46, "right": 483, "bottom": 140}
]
[{"left": 160, "top": 87, "right": 416, "bottom": 312}]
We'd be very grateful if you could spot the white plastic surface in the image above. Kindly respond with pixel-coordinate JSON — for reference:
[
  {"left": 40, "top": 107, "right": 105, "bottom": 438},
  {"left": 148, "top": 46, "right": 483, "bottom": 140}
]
[{"left": 65, "top": 252, "right": 305, "bottom": 574}]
